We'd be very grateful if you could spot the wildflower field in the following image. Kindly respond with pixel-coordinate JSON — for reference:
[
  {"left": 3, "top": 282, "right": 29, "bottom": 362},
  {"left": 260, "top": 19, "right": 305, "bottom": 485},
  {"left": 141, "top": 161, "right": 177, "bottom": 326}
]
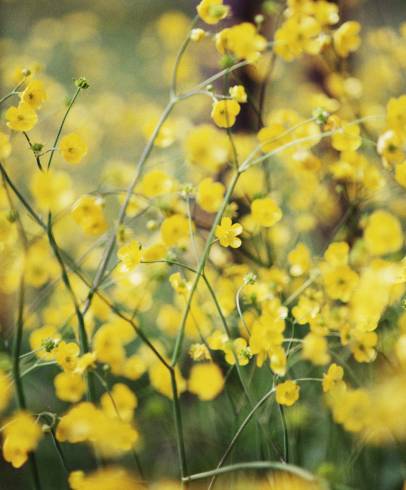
[{"left": 0, "top": 0, "right": 406, "bottom": 488}]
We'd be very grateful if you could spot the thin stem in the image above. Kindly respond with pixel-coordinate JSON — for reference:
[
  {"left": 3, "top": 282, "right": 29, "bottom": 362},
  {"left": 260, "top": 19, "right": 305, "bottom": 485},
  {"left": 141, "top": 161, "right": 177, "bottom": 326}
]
[
  {"left": 208, "top": 378, "right": 322, "bottom": 489},
  {"left": 47, "top": 86, "right": 81, "bottom": 170},
  {"left": 171, "top": 170, "right": 241, "bottom": 367},
  {"left": 183, "top": 461, "right": 315, "bottom": 483},
  {"left": 12, "top": 278, "right": 42, "bottom": 490},
  {"left": 171, "top": 16, "right": 198, "bottom": 97},
  {"left": 0, "top": 79, "right": 26, "bottom": 106},
  {"left": 170, "top": 370, "right": 188, "bottom": 485},
  {"left": 81, "top": 99, "right": 176, "bottom": 319}
]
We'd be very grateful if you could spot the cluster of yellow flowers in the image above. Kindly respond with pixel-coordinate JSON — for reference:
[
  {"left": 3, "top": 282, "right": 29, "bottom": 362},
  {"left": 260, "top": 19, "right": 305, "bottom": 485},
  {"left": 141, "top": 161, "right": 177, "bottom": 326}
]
[{"left": 0, "top": 0, "right": 405, "bottom": 488}]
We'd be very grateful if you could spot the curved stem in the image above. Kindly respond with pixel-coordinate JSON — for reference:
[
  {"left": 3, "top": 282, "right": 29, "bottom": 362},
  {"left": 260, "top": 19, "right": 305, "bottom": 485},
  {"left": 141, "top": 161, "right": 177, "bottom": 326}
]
[
  {"left": 183, "top": 460, "right": 315, "bottom": 483},
  {"left": 208, "top": 378, "right": 322, "bottom": 489},
  {"left": 47, "top": 86, "right": 81, "bottom": 170}
]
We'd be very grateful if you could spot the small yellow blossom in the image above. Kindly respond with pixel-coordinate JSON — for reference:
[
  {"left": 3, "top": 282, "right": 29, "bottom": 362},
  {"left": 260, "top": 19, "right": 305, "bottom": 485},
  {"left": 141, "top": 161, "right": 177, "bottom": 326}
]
[
  {"left": 216, "top": 23, "right": 267, "bottom": 62},
  {"left": 229, "top": 85, "right": 247, "bottom": 103},
  {"left": 101, "top": 383, "right": 137, "bottom": 422},
  {"left": 54, "top": 341, "right": 80, "bottom": 371},
  {"left": 197, "top": 0, "right": 229, "bottom": 25},
  {"left": 6, "top": 103, "right": 38, "bottom": 132},
  {"left": 60, "top": 133, "right": 88, "bottom": 164},
  {"left": 302, "top": 333, "right": 330, "bottom": 366},
  {"left": 190, "top": 28, "right": 207, "bottom": 42},
  {"left": 71, "top": 195, "right": 108, "bottom": 236},
  {"left": 196, "top": 178, "right": 225, "bottom": 213},
  {"left": 21, "top": 80, "right": 47, "bottom": 109},
  {"left": 322, "top": 363, "right": 345, "bottom": 393},
  {"left": 331, "top": 123, "right": 361, "bottom": 152},
  {"left": 288, "top": 243, "right": 311, "bottom": 276},
  {"left": 117, "top": 240, "right": 142, "bottom": 271},
  {"left": 333, "top": 21, "right": 361, "bottom": 57},
  {"left": 160, "top": 214, "right": 190, "bottom": 247},
  {"left": 211, "top": 99, "right": 241, "bottom": 128},
  {"left": 139, "top": 170, "right": 173, "bottom": 197},
  {"left": 188, "top": 363, "right": 224, "bottom": 400},
  {"left": 364, "top": 210, "right": 403, "bottom": 256},
  {"left": 215, "top": 217, "right": 243, "bottom": 248},
  {"left": 251, "top": 197, "right": 282, "bottom": 228},
  {"left": 54, "top": 372, "right": 86, "bottom": 403},
  {"left": 189, "top": 343, "right": 211, "bottom": 361},
  {"left": 2, "top": 411, "right": 42, "bottom": 468},
  {"left": 276, "top": 380, "right": 300, "bottom": 407}
]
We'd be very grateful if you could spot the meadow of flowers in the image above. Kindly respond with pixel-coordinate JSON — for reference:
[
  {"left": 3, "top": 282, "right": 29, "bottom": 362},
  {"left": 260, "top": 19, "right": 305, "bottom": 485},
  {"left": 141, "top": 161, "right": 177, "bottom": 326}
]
[{"left": 0, "top": 0, "right": 405, "bottom": 488}]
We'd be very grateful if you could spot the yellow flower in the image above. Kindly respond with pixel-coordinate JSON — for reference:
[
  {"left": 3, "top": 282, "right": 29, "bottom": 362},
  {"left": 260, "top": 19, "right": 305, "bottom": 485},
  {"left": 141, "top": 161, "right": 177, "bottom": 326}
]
[
  {"left": 322, "top": 363, "right": 345, "bottom": 393},
  {"left": 395, "top": 162, "right": 406, "bottom": 188},
  {"left": 189, "top": 343, "right": 211, "bottom": 361},
  {"left": 331, "top": 388, "right": 371, "bottom": 432},
  {"left": 188, "top": 363, "right": 224, "bottom": 400},
  {"left": 30, "top": 325, "right": 61, "bottom": 361},
  {"left": 215, "top": 217, "right": 243, "bottom": 248},
  {"left": 0, "top": 370, "right": 11, "bottom": 412},
  {"left": 2, "top": 411, "right": 42, "bottom": 468},
  {"left": 117, "top": 240, "right": 142, "bottom": 271},
  {"left": 216, "top": 23, "right": 267, "bottom": 62},
  {"left": 350, "top": 330, "right": 378, "bottom": 363},
  {"left": 31, "top": 169, "right": 74, "bottom": 212},
  {"left": 139, "top": 170, "right": 173, "bottom": 197},
  {"left": 0, "top": 132, "right": 12, "bottom": 159},
  {"left": 69, "top": 467, "right": 142, "bottom": 490},
  {"left": 149, "top": 362, "right": 186, "bottom": 399},
  {"left": 364, "top": 210, "right": 403, "bottom": 256},
  {"left": 54, "top": 372, "right": 86, "bottom": 402},
  {"left": 21, "top": 79, "right": 47, "bottom": 109},
  {"left": 196, "top": 178, "right": 225, "bottom": 213},
  {"left": 387, "top": 95, "right": 406, "bottom": 139},
  {"left": 302, "top": 333, "right": 330, "bottom": 366},
  {"left": 60, "top": 133, "right": 88, "bottom": 164},
  {"left": 160, "top": 214, "right": 190, "bottom": 247},
  {"left": 184, "top": 124, "right": 229, "bottom": 172},
  {"left": 324, "top": 241, "right": 349, "bottom": 266},
  {"left": 333, "top": 21, "right": 361, "bottom": 57},
  {"left": 169, "top": 272, "right": 190, "bottom": 295},
  {"left": 331, "top": 122, "right": 361, "bottom": 152},
  {"left": 101, "top": 383, "right": 137, "bottom": 422},
  {"left": 6, "top": 103, "right": 38, "bottom": 131},
  {"left": 54, "top": 341, "right": 80, "bottom": 371},
  {"left": 251, "top": 197, "right": 282, "bottom": 228},
  {"left": 257, "top": 123, "right": 287, "bottom": 152},
  {"left": 322, "top": 264, "right": 359, "bottom": 302},
  {"left": 211, "top": 99, "right": 241, "bottom": 128},
  {"left": 229, "top": 85, "right": 247, "bottom": 103},
  {"left": 276, "top": 380, "right": 300, "bottom": 407},
  {"left": 190, "top": 28, "right": 207, "bottom": 42},
  {"left": 274, "top": 16, "right": 324, "bottom": 62},
  {"left": 377, "top": 130, "right": 405, "bottom": 167},
  {"left": 288, "top": 243, "right": 311, "bottom": 276},
  {"left": 197, "top": 0, "right": 229, "bottom": 25},
  {"left": 224, "top": 337, "right": 252, "bottom": 366},
  {"left": 71, "top": 195, "right": 108, "bottom": 236}
]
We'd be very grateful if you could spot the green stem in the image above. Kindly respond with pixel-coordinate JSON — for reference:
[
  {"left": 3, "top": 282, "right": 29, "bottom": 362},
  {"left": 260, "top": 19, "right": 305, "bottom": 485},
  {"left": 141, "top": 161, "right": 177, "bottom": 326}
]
[
  {"left": 208, "top": 378, "right": 322, "bottom": 489},
  {"left": 171, "top": 16, "right": 198, "bottom": 97},
  {"left": 46, "top": 213, "right": 96, "bottom": 402},
  {"left": 183, "top": 460, "right": 315, "bottom": 483},
  {"left": 12, "top": 278, "right": 42, "bottom": 490},
  {"left": 171, "top": 170, "right": 241, "bottom": 367},
  {"left": 47, "top": 86, "right": 81, "bottom": 170},
  {"left": 170, "top": 370, "right": 188, "bottom": 485}
]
